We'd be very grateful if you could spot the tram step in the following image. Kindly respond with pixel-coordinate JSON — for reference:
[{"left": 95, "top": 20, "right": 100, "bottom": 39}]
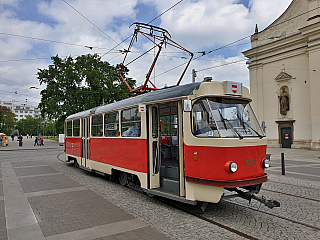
[
  {"left": 161, "top": 177, "right": 179, "bottom": 193},
  {"left": 160, "top": 165, "right": 179, "bottom": 179}
]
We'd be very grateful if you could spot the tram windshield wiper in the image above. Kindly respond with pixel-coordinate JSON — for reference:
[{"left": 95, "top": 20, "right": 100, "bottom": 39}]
[
  {"left": 237, "top": 113, "right": 264, "bottom": 139},
  {"left": 218, "top": 110, "right": 243, "bottom": 140}
]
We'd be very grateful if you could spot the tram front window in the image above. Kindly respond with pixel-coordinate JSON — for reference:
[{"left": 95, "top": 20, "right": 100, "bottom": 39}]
[{"left": 192, "top": 97, "right": 264, "bottom": 138}]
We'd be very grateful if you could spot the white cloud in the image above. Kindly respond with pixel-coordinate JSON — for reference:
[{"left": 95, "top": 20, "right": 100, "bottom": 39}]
[{"left": 0, "top": 0, "right": 294, "bottom": 105}]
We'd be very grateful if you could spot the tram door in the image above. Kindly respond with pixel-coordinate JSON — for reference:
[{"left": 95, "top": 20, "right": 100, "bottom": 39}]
[
  {"left": 81, "top": 117, "right": 90, "bottom": 167},
  {"left": 148, "top": 102, "right": 184, "bottom": 196},
  {"left": 148, "top": 105, "right": 160, "bottom": 188}
]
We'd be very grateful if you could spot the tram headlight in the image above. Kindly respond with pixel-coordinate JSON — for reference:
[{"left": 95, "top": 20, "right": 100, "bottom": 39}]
[
  {"left": 229, "top": 162, "right": 238, "bottom": 173},
  {"left": 262, "top": 159, "right": 270, "bottom": 168},
  {"left": 224, "top": 161, "right": 238, "bottom": 173}
]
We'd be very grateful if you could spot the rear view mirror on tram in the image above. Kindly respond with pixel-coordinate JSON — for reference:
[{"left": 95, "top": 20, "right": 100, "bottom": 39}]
[{"left": 184, "top": 99, "right": 192, "bottom": 112}]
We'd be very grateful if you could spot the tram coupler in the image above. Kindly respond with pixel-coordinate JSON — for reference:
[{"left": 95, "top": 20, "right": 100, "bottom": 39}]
[{"left": 234, "top": 188, "right": 280, "bottom": 209}]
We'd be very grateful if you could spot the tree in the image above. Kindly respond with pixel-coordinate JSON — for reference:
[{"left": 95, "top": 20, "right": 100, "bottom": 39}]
[
  {"left": 37, "top": 54, "right": 135, "bottom": 133},
  {"left": 0, "top": 106, "right": 16, "bottom": 134},
  {"left": 16, "top": 115, "right": 42, "bottom": 136}
]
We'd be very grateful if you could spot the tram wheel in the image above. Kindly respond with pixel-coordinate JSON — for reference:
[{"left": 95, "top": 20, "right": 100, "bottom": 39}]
[{"left": 119, "top": 172, "right": 128, "bottom": 186}]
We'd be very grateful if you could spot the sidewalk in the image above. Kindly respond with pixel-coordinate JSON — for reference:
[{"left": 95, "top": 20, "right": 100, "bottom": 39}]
[
  {"left": 1, "top": 139, "right": 171, "bottom": 240},
  {"left": 266, "top": 147, "right": 320, "bottom": 182},
  {"left": 0, "top": 136, "right": 61, "bottom": 151}
]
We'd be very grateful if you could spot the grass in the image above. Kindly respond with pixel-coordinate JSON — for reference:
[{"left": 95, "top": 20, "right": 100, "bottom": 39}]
[{"left": 44, "top": 136, "right": 59, "bottom": 141}]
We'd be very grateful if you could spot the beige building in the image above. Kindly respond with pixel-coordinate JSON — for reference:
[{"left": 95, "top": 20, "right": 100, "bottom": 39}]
[{"left": 243, "top": 0, "right": 320, "bottom": 150}]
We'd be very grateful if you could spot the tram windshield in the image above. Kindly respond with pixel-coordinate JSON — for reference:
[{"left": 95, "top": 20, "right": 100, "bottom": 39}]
[{"left": 192, "top": 97, "right": 264, "bottom": 138}]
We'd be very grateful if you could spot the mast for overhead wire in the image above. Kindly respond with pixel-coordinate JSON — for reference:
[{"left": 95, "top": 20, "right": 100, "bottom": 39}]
[{"left": 118, "top": 22, "right": 193, "bottom": 94}]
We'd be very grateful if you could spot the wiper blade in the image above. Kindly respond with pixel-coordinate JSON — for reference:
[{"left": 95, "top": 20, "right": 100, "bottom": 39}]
[
  {"left": 237, "top": 114, "right": 264, "bottom": 139},
  {"left": 218, "top": 110, "right": 243, "bottom": 140}
]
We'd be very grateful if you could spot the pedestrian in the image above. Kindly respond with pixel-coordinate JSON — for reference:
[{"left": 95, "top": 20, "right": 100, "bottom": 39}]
[
  {"left": 11, "top": 134, "right": 14, "bottom": 141},
  {"left": 17, "top": 135, "right": 23, "bottom": 147},
  {"left": 34, "top": 137, "right": 39, "bottom": 146},
  {"left": 30, "top": 134, "right": 32, "bottom": 139},
  {"left": 40, "top": 136, "right": 44, "bottom": 146},
  {"left": 27, "top": 134, "right": 29, "bottom": 139}
]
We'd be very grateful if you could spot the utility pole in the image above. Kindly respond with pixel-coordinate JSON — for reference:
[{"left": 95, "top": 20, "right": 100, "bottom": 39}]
[{"left": 192, "top": 69, "right": 196, "bottom": 83}]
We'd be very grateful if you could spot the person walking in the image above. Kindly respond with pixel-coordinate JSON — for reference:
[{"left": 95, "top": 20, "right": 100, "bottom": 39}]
[
  {"left": 17, "top": 135, "right": 23, "bottom": 147},
  {"left": 34, "top": 137, "right": 39, "bottom": 146},
  {"left": 40, "top": 136, "right": 44, "bottom": 146},
  {"left": 11, "top": 134, "right": 14, "bottom": 141}
]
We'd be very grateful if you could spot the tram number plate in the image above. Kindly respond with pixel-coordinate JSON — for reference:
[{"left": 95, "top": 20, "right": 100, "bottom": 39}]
[{"left": 245, "top": 159, "right": 256, "bottom": 166}]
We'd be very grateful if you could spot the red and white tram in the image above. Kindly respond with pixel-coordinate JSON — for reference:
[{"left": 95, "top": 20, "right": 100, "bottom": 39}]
[{"left": 65, "top": 80, "right": 279, "bottom": 208}]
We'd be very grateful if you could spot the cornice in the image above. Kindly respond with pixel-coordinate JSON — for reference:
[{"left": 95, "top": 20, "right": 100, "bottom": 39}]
[{"left": 299, "top": 21, "right": 320, "bottom": 36}]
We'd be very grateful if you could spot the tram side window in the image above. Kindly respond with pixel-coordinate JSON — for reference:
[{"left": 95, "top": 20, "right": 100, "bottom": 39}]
[
  {"left": 105, "top": 111, "right": 119, "bottom": 137},
  {"left": 66, "top": 121, "right": 72, "bottom": 137},
  {"left": 122, "top": 107, "right": 141, "bottom": 137},
  {"left": 73, "top": 119, "right": 80, "bottom": 137},
  {"left": 92, "top": 114, "right": 103, "bottom": 136}
]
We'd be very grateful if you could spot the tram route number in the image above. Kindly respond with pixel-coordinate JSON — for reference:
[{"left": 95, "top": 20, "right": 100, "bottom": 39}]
[{"left": 245, "top": 159, "right": 256, "bottom": 166}]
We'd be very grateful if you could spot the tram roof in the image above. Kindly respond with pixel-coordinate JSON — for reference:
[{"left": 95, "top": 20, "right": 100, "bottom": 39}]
[{"left": 66, "top": 82, "right": 201, "bottom": 121}]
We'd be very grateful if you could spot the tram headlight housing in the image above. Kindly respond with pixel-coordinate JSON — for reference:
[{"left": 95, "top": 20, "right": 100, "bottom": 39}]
[
  {"left": 225, "top": 161, "right": 238, "bottom": 173},
  {"left": 262, "top": 159, "right": 270, "bottom": 168}
]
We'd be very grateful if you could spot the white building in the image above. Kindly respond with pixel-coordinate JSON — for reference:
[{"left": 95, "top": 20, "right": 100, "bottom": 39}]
[
  {"left": 243, "top": 0, "right": 320, "bottom": 150},
  {"left": 0, "top": 100, "right": 41, "bottom": 121}
]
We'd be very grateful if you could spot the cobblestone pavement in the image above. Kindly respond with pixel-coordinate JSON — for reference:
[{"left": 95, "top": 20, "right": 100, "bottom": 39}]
[{"left": 1, "top": 144, "right": 320, "bottom": 239}]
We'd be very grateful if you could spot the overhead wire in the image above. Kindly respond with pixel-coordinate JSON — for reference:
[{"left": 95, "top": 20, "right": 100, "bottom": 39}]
[
  {"left": 153, "top": 5, "right": 320, "bottom": 77},
  {"left": 0, "top": 32, "right": 102, "bottom": 50},
  {"left": 62, "top": 0, "right": 122, "bottom": 48},
  {"left": 101, "top": 0, "right": 185, "bottom": 58}
]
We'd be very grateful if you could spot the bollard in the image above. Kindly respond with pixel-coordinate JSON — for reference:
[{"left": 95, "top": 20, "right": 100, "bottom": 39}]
[{"left": 281, "top": 152, "right": 285, "bottom": 175}]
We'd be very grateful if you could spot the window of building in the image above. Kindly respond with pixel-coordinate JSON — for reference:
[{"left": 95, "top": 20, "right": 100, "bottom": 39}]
[
  {"left": 104, "top": 111, "right": 119, "bottom": 137},
  {"left": 92, "top": 114, "right": 103, "bottom": 136},
  {"left": 20, "top": 115, "right": 23, "bottom": 117},
  {"left": 20, "top": 111, "right": 23, "bottom": 113},
  {"left": 25, "top": 111, "right": 28, "bottom": 113},
  {"left": 15, "top": 115, "right": 18, "bottom": 117},
  {"left": 16, "top": 106, "right": 20, "bottom": 109},
  {"left": 15, "top": 111, "right": 18, "bottom": 113},
  {"left": 26, "top": 107, "right": 30, "bottom": 109},
  {"left": 73, "top": 119, "right": 80, "bottom": 136},
  {"left": 29, "top": 111, "right": 33, "bottom": 113},
  {"left": 66, "top": 121, "right": 72, "bottom": 136},
  {"left": 122, "top": 107, "right": 141, "bottom": 137}
]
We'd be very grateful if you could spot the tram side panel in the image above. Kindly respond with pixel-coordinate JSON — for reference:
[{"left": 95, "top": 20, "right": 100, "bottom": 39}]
[
  {"left": 184, "top": 144, "right": 267, "bottom": 182},
  {"left": 65, "top": 137, "right": 82, "bottom": 158},
  {"left": 90, "top": 138, "right": 148, "bottom": 173}
]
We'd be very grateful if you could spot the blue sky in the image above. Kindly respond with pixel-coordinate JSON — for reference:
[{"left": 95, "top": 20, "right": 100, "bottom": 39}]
[{"left": 0, "top": 0, "right": 292, "bottom": 106}]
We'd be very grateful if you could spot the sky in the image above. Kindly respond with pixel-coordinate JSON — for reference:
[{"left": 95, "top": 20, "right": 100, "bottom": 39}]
[{"left": 0, "top": 0, "right": 293, "bottom": 107}]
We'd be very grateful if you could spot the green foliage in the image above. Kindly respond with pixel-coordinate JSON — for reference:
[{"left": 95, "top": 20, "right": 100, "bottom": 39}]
[
  {"left": 16, "top": 117, "right": 57, "bottom": 136},
  {"left": 16, "top": 116, "right": 43, "bottom": 135},
  {"left": 0, "top": 106, "right": 16, "bottom": 134},
  {"left": 37, "top": 54, "right": 135, "bottom": 128}
]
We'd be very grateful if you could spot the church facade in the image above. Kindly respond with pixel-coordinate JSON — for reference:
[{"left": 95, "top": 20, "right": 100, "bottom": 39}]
[{"left": 243, "top": 0, "right": 320, "bottom": 150}]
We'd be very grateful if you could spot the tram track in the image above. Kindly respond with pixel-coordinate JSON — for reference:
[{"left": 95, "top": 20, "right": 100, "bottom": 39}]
[
  {"left": 262, "top": 188, "right": 320, "bottom": 203},
  {"left": 56, "top": 153, "right": 320, "bottom": 237},
  {"left": 223, "top": 199, "right": 320, "bottom": 232},
  {"left": 157, "top": 198, "right": 260, "bottom": 240},
  {"left": 269, "top": 180, "right": 320, "bottom": 190}
]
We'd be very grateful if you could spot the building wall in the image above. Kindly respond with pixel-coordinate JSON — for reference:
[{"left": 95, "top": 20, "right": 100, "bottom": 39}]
[
  {"left": 243, "top": 0, "right": 320, "bottom": 150},
  {"left": 0, "top": 100, "right": 40, "bottom": 121}
]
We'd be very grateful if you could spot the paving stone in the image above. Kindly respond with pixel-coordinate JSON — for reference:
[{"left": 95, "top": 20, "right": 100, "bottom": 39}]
[
  {"left": 18, "top": 174, "right": 82, "bottom": 193},
  {"left": 13, "top": 166, "right": 58, "bottom": 177},
  {"left": 11, "top": 161, "right": 47, "bottom": 167},
  {"left": 28, "top": 190, "right": 135, "bottom": 237}
]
